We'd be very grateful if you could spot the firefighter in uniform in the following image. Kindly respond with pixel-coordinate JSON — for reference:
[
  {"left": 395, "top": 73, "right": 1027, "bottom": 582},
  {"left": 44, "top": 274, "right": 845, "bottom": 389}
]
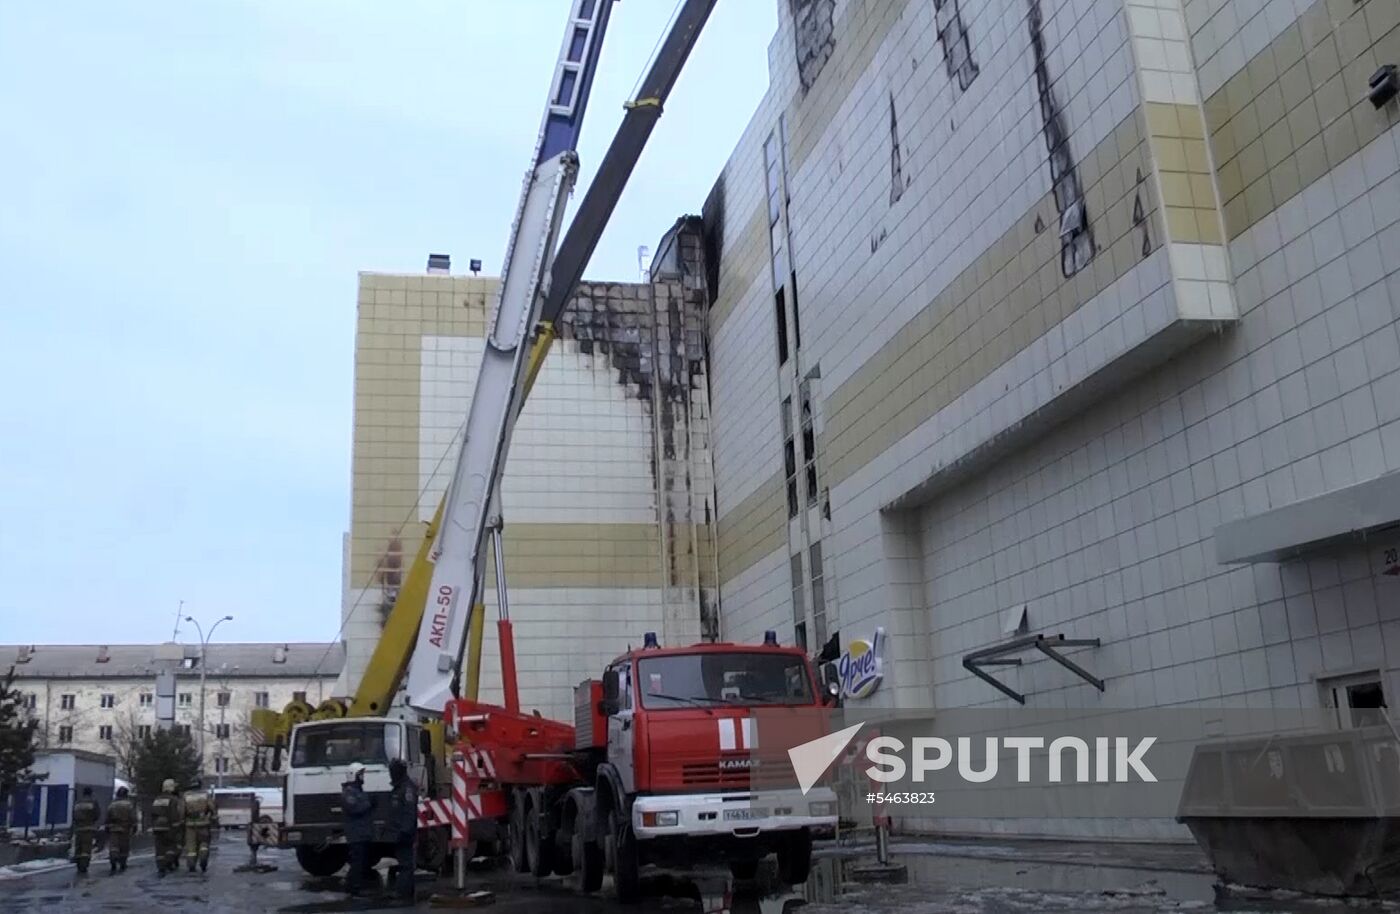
[
  {"left": 104, "top": 786, "right": 137, "bottom": 874},
  {"left": 70, "top": 786, "right": 101, "bottom": 875},
  {"left": 182, "top": 778, "right": 218, "bottom": 873},
  {"left": 150, "top": 778, "right": 185, "bottom": 876}
]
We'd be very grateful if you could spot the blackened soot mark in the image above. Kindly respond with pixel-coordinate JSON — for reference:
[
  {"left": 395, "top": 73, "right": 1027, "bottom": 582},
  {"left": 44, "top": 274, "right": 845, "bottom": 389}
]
[
  {"left": 932, "top": 0, "right": 979, "bottom": 92},
  {"left": 889, "top": 92, "right": 906, "bottom": 206},
  {"left": 1026, "top": 0, "right": 1095, "bottom": 278},
  {"left": 790, "top": 0, "right": 836, "bottom": 90},
  {"left": 1134, "top": 167, "right": 1152, "bottom": 258},
  {"left": 701, "top": 176, "right": 726, "bottom": 307}
]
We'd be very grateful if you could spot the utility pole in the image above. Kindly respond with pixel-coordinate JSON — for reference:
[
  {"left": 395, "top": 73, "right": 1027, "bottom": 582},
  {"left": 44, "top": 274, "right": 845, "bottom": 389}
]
[{"left": 185, "top": 613, "right": 233, "bottom": 777}]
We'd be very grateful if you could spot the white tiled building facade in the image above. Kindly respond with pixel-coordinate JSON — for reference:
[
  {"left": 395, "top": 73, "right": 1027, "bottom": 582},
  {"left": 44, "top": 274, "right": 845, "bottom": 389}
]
[
  {"left": 702, "top": 0, "right": 1400, "bottom": 838},
  {"left": 5, "top": 643, "right": 341, "bottom": 783}
]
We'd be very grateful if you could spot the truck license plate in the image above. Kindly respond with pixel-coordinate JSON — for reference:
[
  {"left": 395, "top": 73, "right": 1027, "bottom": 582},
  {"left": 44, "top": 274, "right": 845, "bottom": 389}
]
[{"left": 723, "top": 808, "right": 766, "bottom": 821}]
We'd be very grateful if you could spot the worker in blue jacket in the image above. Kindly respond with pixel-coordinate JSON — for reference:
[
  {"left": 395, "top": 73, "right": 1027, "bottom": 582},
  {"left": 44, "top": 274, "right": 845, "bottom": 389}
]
[{"left": 341, "top": 763, "right": 375, "bottom": 897}]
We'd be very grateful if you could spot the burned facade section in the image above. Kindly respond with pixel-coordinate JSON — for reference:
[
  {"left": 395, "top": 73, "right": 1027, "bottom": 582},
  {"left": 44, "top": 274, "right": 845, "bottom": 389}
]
[
  {"left": 557, "top": 219, "right": 720, "bottom": 644},
  {"left": 789, "top": 0, "right": 836, "bottom": 90},
  {"left": 700, "top": 176, "right": 726, "bottom": 307},
  {"left": 889, "top": 92, "right": 906, "bottom": 206},
  {"left": 932, "top": 0, "right": 979, "bottom": 92},
  {"left": 1027, "top": 0, "right": 1095, "bottom": 277}
]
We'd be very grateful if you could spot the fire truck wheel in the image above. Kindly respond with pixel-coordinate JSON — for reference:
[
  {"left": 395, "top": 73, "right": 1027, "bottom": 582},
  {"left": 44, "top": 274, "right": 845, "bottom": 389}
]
[
  {"left": 525, "top": 803, "right": 553, "bottom": 877},
  {"left": 294, "top": 844, "right": 348, "bottom": 877},
  {"left": 776, "top": 828, "right": 813, "bottom": 885},
  {"left": 508, "top": 796, "right": 530, "bottom": 873},
  {"left": 551, "top": 830, "right": 574, "bottom": 877},
  {"left": 729, "top": 859, "right": 760, "bottom": 880},
  {"left": 418, "top": 825, "right": 449, "bottom": 874},
  {"left": 608, "top": 808, "right": 640, "bottom": 904},
  {"left": 573, "top": 829, "right": 603, "bottom": 892}
]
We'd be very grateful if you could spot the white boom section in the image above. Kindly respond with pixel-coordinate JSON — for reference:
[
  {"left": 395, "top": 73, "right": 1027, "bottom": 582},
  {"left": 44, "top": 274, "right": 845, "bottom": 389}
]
[{"left": 405, "top": 0, "right": 611, "bottom": 715}]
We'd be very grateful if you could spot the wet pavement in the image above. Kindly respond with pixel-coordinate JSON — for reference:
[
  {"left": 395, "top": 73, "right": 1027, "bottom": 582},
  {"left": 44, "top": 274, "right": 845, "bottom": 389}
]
[{"left": 1, "top": 830, "right": 1394, "bottom": 912}]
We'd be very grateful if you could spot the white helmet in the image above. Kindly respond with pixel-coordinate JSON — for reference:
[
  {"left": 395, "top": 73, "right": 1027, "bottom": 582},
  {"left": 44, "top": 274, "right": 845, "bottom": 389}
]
[{"left": 348, "top": 763, "right": 366, "bottom": 780}]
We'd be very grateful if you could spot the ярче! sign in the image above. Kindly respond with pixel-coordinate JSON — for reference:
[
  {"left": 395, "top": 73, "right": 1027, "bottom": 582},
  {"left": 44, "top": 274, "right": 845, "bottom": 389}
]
[{"left": 838, "top": 628, "right": 883, "bottom": 699}]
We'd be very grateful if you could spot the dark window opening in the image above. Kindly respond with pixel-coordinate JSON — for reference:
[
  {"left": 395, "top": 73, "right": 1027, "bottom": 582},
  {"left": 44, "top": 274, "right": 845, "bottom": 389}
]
[
  {"left": 774, "top": 287, "right": 790, "bottom": 365},
  {"left": 810, "top": 541, "right": 828, "bottom": 647},
  {"left": 790, "top": 552, "right": 806, "bottom": 646},
  {"left": 782, "top": 397, "right": 799, "bottom": 517},
  {"left": 1322, "top": 673, "right": 1389, "bottom": 728},
  {"left": 790, "top": 272, "right": 803, "bottom": 351},
  {"left": 800, "top": 381, "right": 819, "bottom": 506}
]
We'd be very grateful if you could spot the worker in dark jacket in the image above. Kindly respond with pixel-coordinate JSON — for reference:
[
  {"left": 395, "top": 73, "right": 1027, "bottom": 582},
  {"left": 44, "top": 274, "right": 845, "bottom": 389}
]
[
  {"left": 70, "top": 787, "right": 101, "bottom": 875},
  {"left": 387, "top": 758, "right": 418, "bottom": 901},
  {"left": 341, "top": 763, "right": 375, "bottom": 897}
]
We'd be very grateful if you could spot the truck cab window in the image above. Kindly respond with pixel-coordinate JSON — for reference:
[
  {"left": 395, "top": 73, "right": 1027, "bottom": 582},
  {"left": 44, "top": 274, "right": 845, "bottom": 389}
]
[
  {"left": 637, "top": 652, "right": 813, "bottom": 708},
  {"left": 290, "top": 722, "right": 393, "bottom": 768}
]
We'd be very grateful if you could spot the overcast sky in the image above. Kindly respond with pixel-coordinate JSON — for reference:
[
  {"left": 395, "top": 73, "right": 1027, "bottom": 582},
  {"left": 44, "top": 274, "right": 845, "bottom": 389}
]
[{"left": 0, "top": 1, "right": 776, "bottom": 647}]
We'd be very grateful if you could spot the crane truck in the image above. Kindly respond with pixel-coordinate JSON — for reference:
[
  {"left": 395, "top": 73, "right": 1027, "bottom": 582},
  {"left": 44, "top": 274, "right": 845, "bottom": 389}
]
[{"left": 248, "top": 0, "right": 839, "bottom": 898}]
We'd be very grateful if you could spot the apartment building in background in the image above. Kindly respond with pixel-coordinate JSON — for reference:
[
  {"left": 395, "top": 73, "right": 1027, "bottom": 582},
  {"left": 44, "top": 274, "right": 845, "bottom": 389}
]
[
  {"left": 341, "top": 231, "right": 718, "bottom": 722},
  {"left": 699, "top": 0, "right": 1400, "bottom": 839},
  {"left": 4, "top": 642, "right": 341, "bottom": 783}
]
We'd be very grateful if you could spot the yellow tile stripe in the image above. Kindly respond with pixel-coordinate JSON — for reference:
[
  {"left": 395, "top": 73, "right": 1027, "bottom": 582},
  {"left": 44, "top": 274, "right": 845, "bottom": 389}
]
[{"left": 1205, "top": 0, "right": 1400, "bottom": 239}]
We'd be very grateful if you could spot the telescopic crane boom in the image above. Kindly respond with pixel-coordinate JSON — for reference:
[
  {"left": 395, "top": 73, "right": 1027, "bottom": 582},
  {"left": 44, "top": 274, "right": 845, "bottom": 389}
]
[
  {"left": 401, "top": 0, "right": 721, "bottom": 716},
  {"left": 277, "top": 0, "right": 722, "bottom": 733}
]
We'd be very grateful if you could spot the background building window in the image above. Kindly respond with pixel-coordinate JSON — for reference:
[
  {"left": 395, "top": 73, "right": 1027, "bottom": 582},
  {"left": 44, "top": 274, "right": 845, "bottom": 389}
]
[
  {"left": 254, "top": 692, "right": 270, "bottom": 709},
  {"left": 60, "top": 694, "right": 75, "bottom": 710},
  {"left": 100, "top": 694, "right": 115, "bottom": 709},
  {"left": 23, "top": 693, "right": 36, "bottom": 710},
  {"left": 175, "top": 724, "right": 191, "bottom": 737},
  {"left": 139, "top": 693, "right": 153, "bottom": 706},
  {"left": 215, "top": 723, "right": 231, "bottom": 739},
  {"left": 98, "top": 724, "right": 113, "bottom": 740},
  {"left": 217, "top": 691, "right": 231, "bottom": 708},
  {"left": 58, "top": 725, "right": 73, "bottom": 743},
  {"left": 214, "top": 757, "right": 229, "bottom": 774},
  {"left": 178, "top": 693, "right": 192, "bottom": 706},
  {"left": 138, "top": 725, "right": 152, "bottom": 739}
]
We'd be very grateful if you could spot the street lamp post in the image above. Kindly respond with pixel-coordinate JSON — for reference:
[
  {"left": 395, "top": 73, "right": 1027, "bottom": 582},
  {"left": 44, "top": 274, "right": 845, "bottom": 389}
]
[{"left": 185, "top": 613, "right": 233, "bottom": 781}]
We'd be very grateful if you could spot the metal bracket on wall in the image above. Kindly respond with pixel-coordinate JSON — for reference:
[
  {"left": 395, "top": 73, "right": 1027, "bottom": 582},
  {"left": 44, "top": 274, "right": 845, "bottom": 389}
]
[{"left": 962, "top": 633, "right": 1103, "bottom": 705}]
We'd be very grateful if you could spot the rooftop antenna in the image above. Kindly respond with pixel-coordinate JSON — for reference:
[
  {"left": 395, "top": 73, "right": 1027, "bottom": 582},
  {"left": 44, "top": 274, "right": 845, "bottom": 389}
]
[{"left": 171, "top": 599, "right": 185, "bottom": 640}]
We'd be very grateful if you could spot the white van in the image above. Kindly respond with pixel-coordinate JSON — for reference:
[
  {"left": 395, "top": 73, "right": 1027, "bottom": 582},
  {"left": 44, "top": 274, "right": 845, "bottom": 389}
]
[{"left": 211, "top": 789, "right": 258, "bottom": 829}]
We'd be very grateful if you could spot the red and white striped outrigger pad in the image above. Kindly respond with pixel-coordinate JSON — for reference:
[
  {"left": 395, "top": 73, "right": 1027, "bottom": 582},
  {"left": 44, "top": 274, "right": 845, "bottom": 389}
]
[
  {"left": 461, "top": 748, "right": 496, "bottom": 780},
  {"left": 417, "top": 798, "right": 452, "bottom": 828}
]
